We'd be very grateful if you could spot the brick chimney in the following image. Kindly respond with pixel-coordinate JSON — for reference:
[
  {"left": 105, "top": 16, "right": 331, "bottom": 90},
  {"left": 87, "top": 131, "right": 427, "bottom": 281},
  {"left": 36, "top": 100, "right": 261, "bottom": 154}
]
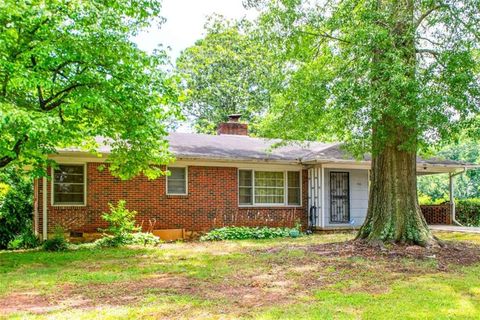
[{"left": 217, "top": 114, "right": 248, "bottom": 136}]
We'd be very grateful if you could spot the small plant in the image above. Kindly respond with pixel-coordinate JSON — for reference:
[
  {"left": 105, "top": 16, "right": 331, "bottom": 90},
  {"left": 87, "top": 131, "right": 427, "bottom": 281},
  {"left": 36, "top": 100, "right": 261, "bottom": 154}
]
[
  {"left": 96, "top": 200, "right": 160, "bottom": 247},
  {"left": 129, "top": 232, "right": 161, "bottom": 246},
  {"left": 200, "top": 226, "right": 303, "bottom": 241},
  {"left": 100, "top": 200, "right": 140, "bottom": 238},
  {"left": 7, "top": 225, "right": 40, "bottom": 250},
  {"left": 95, "top": 232, "right": 161, "bottom": 247},
  {"left": 43, "top": 226, "right": 68, "bottom": 251}
]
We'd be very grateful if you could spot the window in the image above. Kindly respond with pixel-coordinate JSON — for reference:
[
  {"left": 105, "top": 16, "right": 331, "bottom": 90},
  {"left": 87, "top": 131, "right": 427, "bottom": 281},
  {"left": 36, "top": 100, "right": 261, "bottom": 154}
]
[
  {"left": 53, "top": 165, "right": 86, "bottom": 205},
  {"left": 255, "top": 171, "right": 285, "bottom": 204},
  {"left": 287, "top": 171, "right": 301, "bottom": 205},
  {"left": 238, "top": 170, "right": 301, "bottom": 206},
  {"left": 167, "top": 167, "right": 187, "bottom": 195},
  {"left": 239, "top": 170, "right": 253, "bottom": 205}
]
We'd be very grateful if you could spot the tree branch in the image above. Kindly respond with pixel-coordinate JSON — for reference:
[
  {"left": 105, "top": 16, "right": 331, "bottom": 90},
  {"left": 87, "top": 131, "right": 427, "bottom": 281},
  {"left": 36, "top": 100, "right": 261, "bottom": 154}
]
[
  {"left": 298, "top": 30, "right": 351, "bottom": 44},
  {"left": 416, "top": 48, "right": 440, "bottom": 57},
  {"left": 42, "top": 83, "right": 91, "bottom": 111},
  {"left": 0, "top": 135, "right": 28, "bottom": 168},
  {"left": 415, "top": 5, "right": 447, "bottom": 30},
  {"left": 417, "top": 36, "right": 441, "bottom": 46}
]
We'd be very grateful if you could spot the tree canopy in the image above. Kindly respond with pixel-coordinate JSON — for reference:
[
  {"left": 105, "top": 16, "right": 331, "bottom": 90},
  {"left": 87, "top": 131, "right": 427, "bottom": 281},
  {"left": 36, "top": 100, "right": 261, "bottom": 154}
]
[
  {"left": 176, "top": 17, "right": 279, "bottom": 134},
  {"left": 244, "top": 0, "right": 480, "bottom": 245},
  {"left": 0, "top": 0, "right": 179, "bottom": 179},
  {"left": 249, "top": 0, "right": 480, "bottom": 153}
]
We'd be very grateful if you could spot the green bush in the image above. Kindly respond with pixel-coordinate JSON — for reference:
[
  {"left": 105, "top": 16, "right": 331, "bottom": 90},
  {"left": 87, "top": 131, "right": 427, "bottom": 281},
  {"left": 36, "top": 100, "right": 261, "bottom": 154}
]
[
  {"left": 95, "top": 232, "right": 161, "bottom": 247},
  {"left": 95, "top": 200, "right": 160, "bottom": 247},
  {"left": 7, "top": 223, "right": 40, "bottom": 250},
  {"left": 0, "top": 168, "right": 33, "bottom": 249},
  {"left": 100, "top": 200, "right": 140, "bottom": 238},
  {"left": 200, "top": 226, "right": 303, "bottom": 241},
  {"left": 456, "top": 198, "right": 480, "bottom": 227},
  {"left": 43, "top": 227, "right": 68, "bottom": 251},
  {"left": 129, "top": 232, "right": 161, "bottom": 246}
]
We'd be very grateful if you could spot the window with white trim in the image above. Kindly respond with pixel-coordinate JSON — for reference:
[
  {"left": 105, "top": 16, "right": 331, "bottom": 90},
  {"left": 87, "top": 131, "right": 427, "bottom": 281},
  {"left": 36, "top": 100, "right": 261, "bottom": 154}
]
[
  {"left": 238, "top": 170, "right": 301, "bottom": 206},
  {"left": 167, "top": 167, "right": 187, "bottom": 195},
  {"left": 53, "top": 165, "right": 85, "bottom": 205},
  {"left": 287, "top": 171, "right": 301, "bottom": 205},
  {"left": 239, "top": 170, "right": 253, "bottom": 205}
]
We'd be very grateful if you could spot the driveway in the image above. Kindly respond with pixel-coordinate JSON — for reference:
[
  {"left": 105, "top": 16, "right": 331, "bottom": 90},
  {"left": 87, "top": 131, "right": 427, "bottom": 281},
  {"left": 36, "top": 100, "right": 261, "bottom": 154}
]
[{"left": 430, "top": 225, "right": 480, "bottom": 234}]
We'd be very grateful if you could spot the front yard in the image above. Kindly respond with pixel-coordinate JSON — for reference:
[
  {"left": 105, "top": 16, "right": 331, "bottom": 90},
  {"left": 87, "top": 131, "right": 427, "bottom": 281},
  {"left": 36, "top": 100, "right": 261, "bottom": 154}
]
[{"left": 1, "top": 232, "right": 480, "bottom": 319}]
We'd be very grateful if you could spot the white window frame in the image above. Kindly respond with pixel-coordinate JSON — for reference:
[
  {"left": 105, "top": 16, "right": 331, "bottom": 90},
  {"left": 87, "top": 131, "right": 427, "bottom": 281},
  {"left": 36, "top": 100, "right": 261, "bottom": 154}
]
[
  {"left": 51, "top": 163, "right": 87, "bottom": 207},
  {"left": 238, "top": 169, "right": 302, "bottom": 207},
  {"left": 166, "top": 166, "right": 188, "bottom": 195},
  {"left": 287, "top": 171, "right": 302, "bottom": 206}
]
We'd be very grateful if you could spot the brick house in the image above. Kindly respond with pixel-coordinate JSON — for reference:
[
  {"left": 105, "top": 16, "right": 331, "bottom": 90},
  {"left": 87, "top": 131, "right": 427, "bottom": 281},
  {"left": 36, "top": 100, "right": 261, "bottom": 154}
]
[{"left": 33, "top": 115, "right": 475, "bottom": 241}]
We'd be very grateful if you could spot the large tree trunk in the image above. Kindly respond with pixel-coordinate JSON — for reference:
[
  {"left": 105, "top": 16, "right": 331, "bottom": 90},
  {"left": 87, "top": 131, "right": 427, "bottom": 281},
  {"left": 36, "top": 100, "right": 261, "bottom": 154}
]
[{"left": 357, "top": 143, "right": 435, "bottom": 246}]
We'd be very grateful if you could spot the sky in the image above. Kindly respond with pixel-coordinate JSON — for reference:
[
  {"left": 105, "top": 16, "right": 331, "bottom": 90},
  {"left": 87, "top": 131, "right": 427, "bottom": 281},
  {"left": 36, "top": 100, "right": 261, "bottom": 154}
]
[{"left": 134, "top": 0, "right": 257, "bottom": 61}]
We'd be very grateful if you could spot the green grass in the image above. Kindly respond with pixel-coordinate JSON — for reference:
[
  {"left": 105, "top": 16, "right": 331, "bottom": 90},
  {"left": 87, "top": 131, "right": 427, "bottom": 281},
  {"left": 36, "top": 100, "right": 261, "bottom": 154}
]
[{"left": 1, "top": 232, "right": 480, "bottom": 319}]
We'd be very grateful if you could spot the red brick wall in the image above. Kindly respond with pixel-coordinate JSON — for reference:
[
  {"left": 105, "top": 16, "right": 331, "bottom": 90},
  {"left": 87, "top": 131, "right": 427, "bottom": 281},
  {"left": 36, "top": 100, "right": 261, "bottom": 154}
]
[
  {"left": 421, "top": 204, "right": 452, "bottom": 225},
  {"left": 36, "top": 164, "right": 308, "bottom": 235},
  {"left": 217, "top": 122, "right": 248, "bottom": 135}
]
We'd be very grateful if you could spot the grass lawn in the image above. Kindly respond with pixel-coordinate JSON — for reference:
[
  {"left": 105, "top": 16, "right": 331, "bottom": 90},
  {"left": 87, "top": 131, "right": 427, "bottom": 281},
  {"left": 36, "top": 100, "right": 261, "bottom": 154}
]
[{"left": 1, "top": 232, "right": 480, "bottom": 319}]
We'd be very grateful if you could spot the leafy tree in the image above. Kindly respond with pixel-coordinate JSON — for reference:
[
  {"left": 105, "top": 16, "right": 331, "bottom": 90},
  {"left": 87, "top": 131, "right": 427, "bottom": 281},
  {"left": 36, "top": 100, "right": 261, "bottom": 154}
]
[
  {"left": 0, "top": 0, "right": 179, "bottom": 179},
  {"left": 176, "top": 17, "right": 278, "bottom": 134},
  {"left": 0, "top": 167, "right": 33, "bottom": 249},
  {"left": 418, "top": 139, "right": 480, "bottom": 202},
  {"left": 249, "top": 0, "right": 480, "bottom": 245}
]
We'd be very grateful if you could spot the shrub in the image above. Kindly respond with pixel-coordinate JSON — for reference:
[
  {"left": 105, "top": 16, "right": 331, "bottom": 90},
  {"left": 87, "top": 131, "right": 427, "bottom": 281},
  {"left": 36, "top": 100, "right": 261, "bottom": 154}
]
[
  {"left": 7, "top": 223, "right": 40, "bottom": 250},
  {"left": 456, "top": 198, "right": 480, "bottom": 227},
  {"left": 96, "top": 200, "right": 160, "bottom": 247},
  {"left": 129, "top": 232, "right": 161, "bottom": 246},
  {"left": 0, "top": 168, "right": 33, "bottom": 249},
  {"left": 100, "top": 200, "right": 140, "bottom": 239},
  {"left": 95, "top": 232, "right": 161, "bottom": 247},
  {"left": 43, "top": 227, "right": 68, "bottom": 251},
  {"left": 200, "top": 226, "right": 303, "bottom": 241}
]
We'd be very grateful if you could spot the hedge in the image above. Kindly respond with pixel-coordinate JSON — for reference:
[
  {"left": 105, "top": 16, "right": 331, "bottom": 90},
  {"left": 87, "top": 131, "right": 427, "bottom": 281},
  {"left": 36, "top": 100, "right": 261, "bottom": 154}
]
[
  {"left": 200, "top": 226, "right": 302, "bottom": 241},
  {"left": 456, "top": 198, "right": 480, "bottom": 227}
]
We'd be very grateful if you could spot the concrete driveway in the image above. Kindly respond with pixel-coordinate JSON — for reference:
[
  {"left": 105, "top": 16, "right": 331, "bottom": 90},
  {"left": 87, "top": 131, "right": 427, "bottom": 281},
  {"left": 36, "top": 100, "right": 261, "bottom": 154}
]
[{"left": 430, "top": 225, "right": 480, "bottom": 234}]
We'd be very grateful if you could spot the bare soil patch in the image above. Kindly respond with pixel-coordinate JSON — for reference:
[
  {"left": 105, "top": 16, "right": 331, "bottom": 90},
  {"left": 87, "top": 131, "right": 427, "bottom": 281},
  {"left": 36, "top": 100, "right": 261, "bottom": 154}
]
[{"left": 306, "top": 240, "right": 480, "bottom": 270}]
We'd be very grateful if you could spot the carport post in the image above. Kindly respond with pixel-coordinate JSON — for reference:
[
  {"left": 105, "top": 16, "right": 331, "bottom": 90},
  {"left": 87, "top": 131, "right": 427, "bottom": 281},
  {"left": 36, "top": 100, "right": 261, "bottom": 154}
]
[
  {"left": 449, "top": 172, "right": 455, "bottom": 225},
  {"left": 449, "top": 169, "right": 466, "bottom": 226}
]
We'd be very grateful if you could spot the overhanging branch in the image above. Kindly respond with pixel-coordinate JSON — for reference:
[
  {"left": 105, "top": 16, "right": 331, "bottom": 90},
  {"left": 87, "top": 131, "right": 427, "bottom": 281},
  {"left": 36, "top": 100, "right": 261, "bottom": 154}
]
[
  {"left": 298, "top": 30, "right": 351, "bottom": 44},
  {"left": 415, "top": 5, "right": 448, "bottom": 30},
  {"left": 0, "top": 135, "right": 28, "bottom": 168},
  {"left": 416, "top": 48, "right": 440, "bottom": 57}
]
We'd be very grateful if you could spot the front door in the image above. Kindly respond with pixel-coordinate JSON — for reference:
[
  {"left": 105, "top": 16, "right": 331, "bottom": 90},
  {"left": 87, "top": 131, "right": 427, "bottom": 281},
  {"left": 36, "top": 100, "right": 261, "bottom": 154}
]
[{"left": 330, "top": 172, "right": 350, "bottom": 223}]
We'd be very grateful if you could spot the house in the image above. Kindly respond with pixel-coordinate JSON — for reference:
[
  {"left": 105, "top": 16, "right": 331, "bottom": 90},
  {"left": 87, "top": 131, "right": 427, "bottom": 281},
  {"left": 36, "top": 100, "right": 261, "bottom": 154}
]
[{"left": 33, "top": 115, "right": 476, "bottom": 241}]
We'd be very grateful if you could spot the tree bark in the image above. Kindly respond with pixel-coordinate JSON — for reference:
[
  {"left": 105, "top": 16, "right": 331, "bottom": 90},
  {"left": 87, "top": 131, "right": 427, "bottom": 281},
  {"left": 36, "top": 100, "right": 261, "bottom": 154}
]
[{"left": 357, "top": 143, "right": 435, "bottom": 246}]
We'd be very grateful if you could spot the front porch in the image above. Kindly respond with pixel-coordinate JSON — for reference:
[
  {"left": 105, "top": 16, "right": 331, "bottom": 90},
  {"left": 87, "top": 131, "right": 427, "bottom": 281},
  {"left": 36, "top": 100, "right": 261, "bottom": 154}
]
[{"left": 307, "top": 163, "right": 468, "bottom": 230}]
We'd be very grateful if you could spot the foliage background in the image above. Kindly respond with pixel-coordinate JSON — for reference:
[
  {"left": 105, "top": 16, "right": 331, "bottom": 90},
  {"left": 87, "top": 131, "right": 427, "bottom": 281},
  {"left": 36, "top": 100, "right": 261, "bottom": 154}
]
[{"left": 0, "top": 167, "right": 33, "bottom": 249}]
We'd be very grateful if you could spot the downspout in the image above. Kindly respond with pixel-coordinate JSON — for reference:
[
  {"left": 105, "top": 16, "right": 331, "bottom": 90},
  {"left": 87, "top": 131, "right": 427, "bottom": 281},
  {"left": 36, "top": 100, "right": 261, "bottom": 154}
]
[
  {"left": 42, "top": 176, "right": 48, "bottom": 240},
  {"left": 449, "top": 168, "right": 466, "bottom": 226}
]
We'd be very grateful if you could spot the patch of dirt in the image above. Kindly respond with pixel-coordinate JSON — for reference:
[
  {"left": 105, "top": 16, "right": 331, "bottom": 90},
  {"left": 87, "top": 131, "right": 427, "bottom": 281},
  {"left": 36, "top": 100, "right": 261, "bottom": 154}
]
[
  {"left": 305, "top": 240, "right": 480, "bottom": 271},
  {"left": 0, "top": 291, "right": 60, "bottom": 314}
]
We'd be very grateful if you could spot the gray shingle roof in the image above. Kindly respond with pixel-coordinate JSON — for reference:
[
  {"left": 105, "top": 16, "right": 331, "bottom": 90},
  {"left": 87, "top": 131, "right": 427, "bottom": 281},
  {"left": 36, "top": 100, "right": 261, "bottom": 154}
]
[
  {"left": 167, "top": 132, "right": 334, "bottom": 162},
  {"left": 59, "top": 132, "right": 476, "bottom": 168},
  {"left": 167, "top": 133, "right": 474, "bottom": 167}
]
